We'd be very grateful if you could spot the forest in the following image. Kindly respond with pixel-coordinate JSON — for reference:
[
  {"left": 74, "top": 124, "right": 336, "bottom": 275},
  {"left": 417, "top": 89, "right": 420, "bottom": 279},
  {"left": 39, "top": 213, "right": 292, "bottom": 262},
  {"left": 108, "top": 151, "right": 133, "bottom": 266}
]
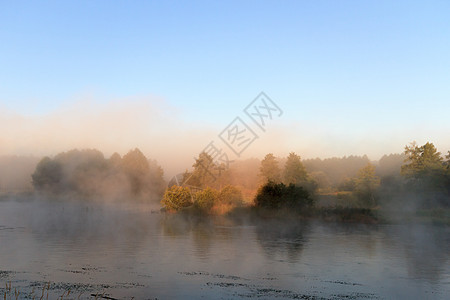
[{"left": 1, "top": 141, "right": 449, "bottom": 223}]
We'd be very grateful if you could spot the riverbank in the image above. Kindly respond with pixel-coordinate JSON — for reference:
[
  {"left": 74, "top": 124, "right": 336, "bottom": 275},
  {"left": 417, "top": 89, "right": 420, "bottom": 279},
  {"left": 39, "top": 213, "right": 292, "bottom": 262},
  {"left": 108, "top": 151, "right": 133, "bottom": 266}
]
[{"left": 222, "top": 206, "right": 450, "bottom": 225}]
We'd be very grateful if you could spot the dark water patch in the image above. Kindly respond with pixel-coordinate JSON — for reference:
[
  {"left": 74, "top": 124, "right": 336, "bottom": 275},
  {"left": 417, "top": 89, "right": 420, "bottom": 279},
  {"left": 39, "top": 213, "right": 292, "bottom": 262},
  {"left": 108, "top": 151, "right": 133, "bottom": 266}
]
[
  {"left": 206, "top": 281, "right": 248, "bottom": 288},
  {"left": 323, "top": 280, "right": 363, "bottom": 286},
  {"left": 0, "top": 225, "right": 24, "bottom": 231},
  {"left": 330, "top": 292, "right": 379, "bottom": 299},
  {"left": 205, "top": 281, "right": 323, "bottom": 299},
  {"left": 178, "top": 271, "right": 248, "bottom": 281}
]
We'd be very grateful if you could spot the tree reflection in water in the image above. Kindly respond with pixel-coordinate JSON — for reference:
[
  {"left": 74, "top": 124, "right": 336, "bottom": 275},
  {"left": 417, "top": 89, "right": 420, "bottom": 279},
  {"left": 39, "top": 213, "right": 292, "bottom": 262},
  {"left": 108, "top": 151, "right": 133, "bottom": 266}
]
[{"left": 255, "top": 219, "right": 310, "bottom": 263}]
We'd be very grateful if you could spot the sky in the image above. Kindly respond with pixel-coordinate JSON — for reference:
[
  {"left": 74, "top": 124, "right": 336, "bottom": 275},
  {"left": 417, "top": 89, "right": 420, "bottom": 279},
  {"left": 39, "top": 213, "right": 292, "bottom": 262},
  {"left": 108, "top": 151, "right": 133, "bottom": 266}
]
[{"left": 0, "top": 0, "right": 449, "bottom": 174}]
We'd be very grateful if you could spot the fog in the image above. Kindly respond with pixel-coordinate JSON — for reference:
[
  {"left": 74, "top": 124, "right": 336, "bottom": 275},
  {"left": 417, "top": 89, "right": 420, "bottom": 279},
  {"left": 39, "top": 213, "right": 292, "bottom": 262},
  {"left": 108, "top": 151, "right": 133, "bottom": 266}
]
[
  {"left": 0, "top": 197, "right": 448, "bottom": 299},
  {"left": 2, "top": 97, "right": 449, "bottom": 181}
]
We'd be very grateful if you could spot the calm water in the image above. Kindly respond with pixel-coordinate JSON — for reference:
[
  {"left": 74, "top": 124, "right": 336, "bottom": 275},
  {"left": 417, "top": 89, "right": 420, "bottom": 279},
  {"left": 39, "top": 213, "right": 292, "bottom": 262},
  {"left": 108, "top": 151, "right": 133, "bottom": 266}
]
[{"left": 0, "top": 198, "right": 449, "bottom": 299}]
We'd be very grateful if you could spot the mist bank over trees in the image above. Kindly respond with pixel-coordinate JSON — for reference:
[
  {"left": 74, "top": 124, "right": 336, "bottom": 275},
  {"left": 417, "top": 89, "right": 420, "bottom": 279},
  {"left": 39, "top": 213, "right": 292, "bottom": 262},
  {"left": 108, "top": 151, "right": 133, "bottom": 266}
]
[
  {"left": 1, "top": 141, "right": 449, "bottom": 218},
  {"left": 30, "top": 148, "right": 165, "bottom": 201},
  {"left": 162, "top": 141, "right": 449, "bottom": 225}
]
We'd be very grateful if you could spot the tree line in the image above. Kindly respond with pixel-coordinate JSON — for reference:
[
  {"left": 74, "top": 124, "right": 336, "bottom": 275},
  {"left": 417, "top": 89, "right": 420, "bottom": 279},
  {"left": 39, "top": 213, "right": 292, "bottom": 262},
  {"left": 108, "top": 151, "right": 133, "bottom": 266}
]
[
  {"left": 31, "top": 148, "right": 165, "bottom": 201},
  {"left": 162, "top": 141, "right": 450, "bottom": 214},
  {"left": 5, "top": 141, "right": 449, "bottom": 215}
]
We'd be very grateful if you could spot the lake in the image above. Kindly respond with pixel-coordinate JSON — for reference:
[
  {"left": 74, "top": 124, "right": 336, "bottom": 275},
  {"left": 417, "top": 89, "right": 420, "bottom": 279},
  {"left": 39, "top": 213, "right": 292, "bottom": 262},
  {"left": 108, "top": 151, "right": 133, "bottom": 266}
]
[{"left": 0, "top": 198, "right": 449, "bottom": 299}]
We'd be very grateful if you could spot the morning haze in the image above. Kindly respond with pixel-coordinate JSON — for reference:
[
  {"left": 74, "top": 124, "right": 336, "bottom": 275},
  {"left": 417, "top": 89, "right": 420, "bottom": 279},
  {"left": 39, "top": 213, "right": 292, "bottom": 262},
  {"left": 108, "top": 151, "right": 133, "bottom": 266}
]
[{"left": 0, "top": 1, "right": 449, "bottom": 299}]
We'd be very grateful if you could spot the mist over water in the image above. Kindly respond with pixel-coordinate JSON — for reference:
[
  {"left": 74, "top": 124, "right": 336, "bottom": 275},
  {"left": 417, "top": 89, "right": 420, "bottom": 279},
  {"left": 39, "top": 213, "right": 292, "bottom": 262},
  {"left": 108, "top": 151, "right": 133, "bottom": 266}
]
[
  {"left": 0, "top": 197, "right": 448, "bottom": 299},
  {"left": 2, "top": 1, "right": 450, "bottom": 299}
]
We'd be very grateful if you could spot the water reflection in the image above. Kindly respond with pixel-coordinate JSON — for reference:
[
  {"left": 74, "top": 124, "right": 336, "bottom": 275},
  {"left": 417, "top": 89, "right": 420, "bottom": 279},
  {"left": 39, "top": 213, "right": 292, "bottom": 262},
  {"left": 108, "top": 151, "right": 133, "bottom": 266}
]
[
  {"left": 0, "top": 199, "right": 448, "bottom": 299},
  {"left": 393, "top": 224, "right": 450, "bottom": 283},
  {"left": 160, "top": 214, "right": 243, "bottom": 260},
  {"left": 255, "top": 219, "right": 310, "bottom": 263}
]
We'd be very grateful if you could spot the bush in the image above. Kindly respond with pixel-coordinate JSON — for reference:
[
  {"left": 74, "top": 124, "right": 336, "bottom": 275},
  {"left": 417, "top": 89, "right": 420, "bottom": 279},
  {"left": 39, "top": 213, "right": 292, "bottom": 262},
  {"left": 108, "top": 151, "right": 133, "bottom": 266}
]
[
  {"left": 162, "top": 185, "right": 193, "bottom": 211},
  {"left": 254, "top": 181, "right": 312, "bottom": 210},
  {"left": 194, "top": 187, "right": 218, "bottom": 212}
]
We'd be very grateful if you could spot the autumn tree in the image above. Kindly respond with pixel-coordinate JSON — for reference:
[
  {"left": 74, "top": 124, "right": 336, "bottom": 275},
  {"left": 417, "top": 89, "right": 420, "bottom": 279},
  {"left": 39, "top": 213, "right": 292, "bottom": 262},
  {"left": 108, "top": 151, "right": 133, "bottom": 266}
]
[
  {"left": 194, "top": 187, "right": 218, "bottom": 212},
  {"left": 218, "top": 185, "right": 244, "bottom": 207},
  {"left": 185, "top": 152, "right": 218, "bottom": 188},
  {"left": 162, "top": 185, "right": 193, "bottom": 211},
  {"left": 260, "top": 153, "right": 281, "bottom": 183}
]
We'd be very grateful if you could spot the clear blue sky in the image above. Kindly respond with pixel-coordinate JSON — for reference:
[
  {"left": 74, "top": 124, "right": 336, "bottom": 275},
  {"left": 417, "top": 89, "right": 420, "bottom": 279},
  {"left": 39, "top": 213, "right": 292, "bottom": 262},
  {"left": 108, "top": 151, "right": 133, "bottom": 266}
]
[{"left": 1, "top": 0, "right": 449, "bottom": 157}]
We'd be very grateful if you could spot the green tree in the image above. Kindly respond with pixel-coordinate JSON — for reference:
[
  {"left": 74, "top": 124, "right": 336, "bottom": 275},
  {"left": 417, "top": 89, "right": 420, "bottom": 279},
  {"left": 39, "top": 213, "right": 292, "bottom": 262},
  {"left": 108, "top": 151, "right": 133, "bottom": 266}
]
[
  {"left": 400, "top": 142, "right": 449, "bottom": 207},
  {"left": 162, "top": 185, "right": 193, "bottom": 211},
  {"left": 260, "top": 153, "right": 281, "bottom": 183},
  {"left": 283, "top": 152, "right": 308, "bottom": 185},
  {"left": 254, "top": 182, "right": 312, "bottom": 210},
  {"left": 445, "top": 151, "right": 450, "bottom": 169},
  {"left": 354, "top": 163, "right": 380, "bottom": 207},
  {"left": 401, "top": 142, "right": 443, "bottom": 178}
]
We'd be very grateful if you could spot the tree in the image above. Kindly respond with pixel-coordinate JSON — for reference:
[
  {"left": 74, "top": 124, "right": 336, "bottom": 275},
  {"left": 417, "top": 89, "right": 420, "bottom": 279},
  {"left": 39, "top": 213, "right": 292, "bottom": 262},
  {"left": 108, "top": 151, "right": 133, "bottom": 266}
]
[
  {"left": 186, "top": 152, "right": 217, "bottom": 188},
  {"left": 31, "top": 148, "right": 166, "bottom": 200},
  {"left": 309, "top": 171, "right": 331, "bottom": 191},
  {"left": 445, "top": 151, "right": 450, "bottom": 169},
  {"left": 260, "top": 153, "right": 281, "bottom": 183},
  {"left": 109, "top": 152, "right": 122, "bottom": 168},
  {"left": 121, "top": 148, "right": 152, "bottom": 196},
  {"left": 254, "top": 182, "right": 312, "bottom": 210},
  {"left": 147, "top": 159, "right": 166, "bottom": 197},
  {"left": 31, "top": 157, "right": 63, "bottom": 192},
  {"left": 194, "top": 187, "right": 218, "bottom": 212},
  {"left": 401, "top": 142, "right": 443, "bottom": 179},
  {"left": 302, "top": 155, "right": 370, "bottom": 185},
  {"left": 32, "top": 149, "right": 107, "bottom": 194},
  {"left": 162, "top": 185, "right": 193, "bottom": 211},
  {"left": 283, "top": 152, "right": 308, "bottom": 185},
  {"left": 400, "top": 142, "right": 449, "bottom": 207},
  {"left": 354, "top": 163, "right": 380, "bottom": 207},
  {"left": 218, "top": 185, "right": 244, "bottom": 207}
]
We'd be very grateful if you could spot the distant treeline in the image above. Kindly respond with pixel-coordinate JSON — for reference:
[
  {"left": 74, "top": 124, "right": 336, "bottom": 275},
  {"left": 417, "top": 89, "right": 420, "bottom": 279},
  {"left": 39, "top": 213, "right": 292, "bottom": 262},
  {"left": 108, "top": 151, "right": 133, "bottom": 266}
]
[
  {"left": 31, "top": 148, "right": 165, "bottom": 201},
  {"left": 303, "top": 153, "right": 405, "bottom": 188},
  {"left": 1, "top": 141, "right": 449, "bottom": 212},
  {"left": 163, "top": 141, "right": 449, "bottom": 214}
]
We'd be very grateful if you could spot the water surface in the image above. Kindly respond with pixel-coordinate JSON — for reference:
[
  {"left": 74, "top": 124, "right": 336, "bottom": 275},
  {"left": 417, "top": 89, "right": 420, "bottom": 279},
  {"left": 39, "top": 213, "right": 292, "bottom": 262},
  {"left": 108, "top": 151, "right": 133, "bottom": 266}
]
[{"left": 0, "top": 198, "right": 449, "bottom": 299}]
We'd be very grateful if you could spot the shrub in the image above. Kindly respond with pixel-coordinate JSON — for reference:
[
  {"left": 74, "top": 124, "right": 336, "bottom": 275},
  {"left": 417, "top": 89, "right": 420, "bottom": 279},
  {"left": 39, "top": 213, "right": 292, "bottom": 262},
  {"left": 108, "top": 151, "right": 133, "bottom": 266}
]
[
  {"left": 254, "top": 181, "right": 312, "bottom": 210},
  {"left": 162, "top": 185, "right": 193, "bottom": 211},
  {"left": 194, "top": 187, "right": 218, "bottom": 212}
]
